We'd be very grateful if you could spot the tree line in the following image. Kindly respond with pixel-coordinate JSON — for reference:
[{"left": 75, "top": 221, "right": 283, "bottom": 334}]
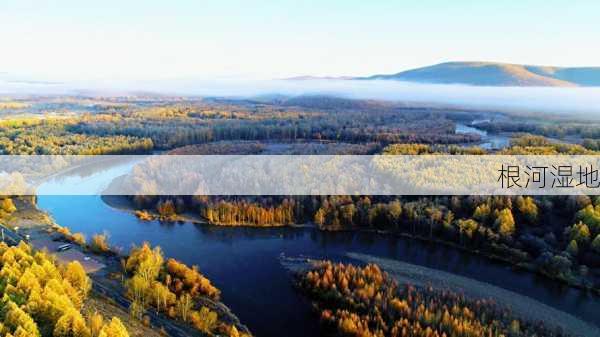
[
  {"left": 298, "top": 260, "right": 570, "bottom": 337},
  {"left": 131, "top": 193, "right": 600, "bottom": 291}
]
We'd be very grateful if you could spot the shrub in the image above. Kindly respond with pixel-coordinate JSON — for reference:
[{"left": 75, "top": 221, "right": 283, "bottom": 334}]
[
  {"left": 90, "top": 233, "right": 111, "bottom": 254},
  {"left": 71, "top": 232, "right": 86, "bottom": 246}
]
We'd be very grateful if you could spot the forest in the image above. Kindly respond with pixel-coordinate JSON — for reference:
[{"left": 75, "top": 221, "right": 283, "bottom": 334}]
[
  {"left": 0, "top": 117, "right": 153, "bottom": 155},
  {"left": 129, "top": 192, "right": 600, "bottom": 292},
  {"left": 2, "top": 95, "right": 600, "bottom": 337},
  {"left": 476, "top": 120, "right": 600, "bottom": 142},
  {"left": 0, "top": 242, "right": 129, "bottom": 337},
  {"left": 122, "top": 242, "right": 248, "bottom": 337},
  {"left": 0, "top": 97, "right": 484, "bottom": 155},
  {"left": 297, "top": 260, "right": 572, "bottom": 337},
  {"left": 67, "top": 98, "right": 479, "bottom": 149}
]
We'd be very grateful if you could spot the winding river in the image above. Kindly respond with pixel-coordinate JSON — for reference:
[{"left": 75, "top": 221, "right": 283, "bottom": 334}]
[
  {"left": 36, "top": 159, "right": 600, "bottom": 337},
  {"left": 455, "top": 122, "right": 510, "bottom": 149}
]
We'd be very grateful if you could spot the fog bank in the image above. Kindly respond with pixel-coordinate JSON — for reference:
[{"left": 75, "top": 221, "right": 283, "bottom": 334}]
[{"left": 2, "top": 77, "right": 600, "bottom": 117}]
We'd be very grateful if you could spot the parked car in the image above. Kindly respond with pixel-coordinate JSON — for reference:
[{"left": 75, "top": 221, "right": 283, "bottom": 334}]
[{"left": 57, "top": 244, "right": 72, "bottom": 252}]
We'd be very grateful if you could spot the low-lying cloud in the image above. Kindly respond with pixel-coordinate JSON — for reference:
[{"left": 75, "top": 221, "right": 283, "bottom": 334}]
[{"left": 3, "top": 77, "right": 600, "bottom": 118}]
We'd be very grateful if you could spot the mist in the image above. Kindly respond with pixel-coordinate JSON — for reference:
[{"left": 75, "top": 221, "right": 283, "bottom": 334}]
[{"left": 2, "top": 76, "right": 600, "bottom": 118}]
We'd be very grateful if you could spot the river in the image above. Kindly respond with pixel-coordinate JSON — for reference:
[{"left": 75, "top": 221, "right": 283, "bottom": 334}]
[
  {"left": 36, "top": 159, "right": 600, "bottom": 337},
  {"left": 455, "top": 122, "right": 510, "bottom": 149}
]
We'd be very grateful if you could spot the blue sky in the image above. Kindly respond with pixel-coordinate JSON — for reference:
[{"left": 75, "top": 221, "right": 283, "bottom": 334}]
[{"left": 1, "top": 0, "right": 598, "bottom": 80}]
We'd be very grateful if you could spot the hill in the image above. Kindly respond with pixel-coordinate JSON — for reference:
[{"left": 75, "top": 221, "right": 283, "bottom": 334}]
[{"left": 362, "top": 62, "right": 600, "bottom": 87}]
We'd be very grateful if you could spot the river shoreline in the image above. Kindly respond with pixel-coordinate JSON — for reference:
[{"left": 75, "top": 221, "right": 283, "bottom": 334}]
[
  {"left": 350, "top": 253, "right": 600, "bottom": 337},
  {"left": 101, "top": 194, "right": 313, "bottom": 228},
  {"left": 9, "top": 198, "right": 253, "bottom": 337},
  {"left": 280, "top": 254, "right": 599, "bottom": 337},
  {"left": 335, "top": 226, "right": 599, "bottom": 294},
  {"left": 101, "top": 194, "right": 598, "bottom": 295}
]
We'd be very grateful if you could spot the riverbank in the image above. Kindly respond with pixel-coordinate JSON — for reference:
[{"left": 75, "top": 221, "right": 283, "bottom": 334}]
[
  {"left": 102, "top": 194, "right": 598, "bottom": 294},
  {"left": 330, "top": 226, "right": 599, "bottom": 295},
  {"left": 282, "top": 254, "right": 599, "bottom": 337},
  {"left": 102, "top": 194, "right": 308, "bottom": 228},
  {"left": 101, "top": 195, "right": 207, "bottom": 224},
  {"left": 314, "top": 216, "right": 599, "bottom": 294},
  {"left": 350, "top": 253, "right": 600, "bottom": 337},
  {"left": 8, "top": 197, "right": 252, "bottom": 337}
]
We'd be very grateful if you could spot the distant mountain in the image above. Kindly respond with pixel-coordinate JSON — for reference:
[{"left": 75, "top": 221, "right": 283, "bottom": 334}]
[
  {"left": 361, "top": 62, "right": 600, "bottom": 87},
  {"left": 283, "top": 75, "right": 354, "bottom": 81}
]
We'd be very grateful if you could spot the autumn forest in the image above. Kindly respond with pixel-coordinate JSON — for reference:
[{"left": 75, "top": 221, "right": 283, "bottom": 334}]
[{"left": 0, "top": 95, "right": 599, "bottom": 337}]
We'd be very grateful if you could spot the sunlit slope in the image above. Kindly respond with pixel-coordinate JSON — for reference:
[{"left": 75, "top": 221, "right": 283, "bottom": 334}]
[
  {"left": 526, "top": 65, "right": 600, "bottom": 86},
  {"left": 364, "top": 61, "right": 600, "bottom": 86}
]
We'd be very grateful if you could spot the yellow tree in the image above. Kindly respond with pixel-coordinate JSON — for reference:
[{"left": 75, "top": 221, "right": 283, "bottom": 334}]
[
  {"left": 191, "top": 306, "right": 218, "bottom": 333},
  {"left": 90, "top": 234, "right": 110, "bottom": 253},
  {"left": 98, "top": 318, "right": 129, "bottom": 337},
  {"left": 2, "top": 301, "right": 40, "bottom": 337},
  {"left": 53, "top": 309, "right": 91, "bottom": 337},
  {"left": 0, "top": 197, "right": 17, "bottom": 214},
  {"left": 129, "top": 300, "right": 144, "bottom": 321},
  {"left": 177, "top": 294, "right": 193, "bottom": 322},
  {"left": 125, "top": 243, "right": 163, "bottom": 281},
  {"left": 516, "top": 196, "right": 538, "bottom": 224},
  {"left": 152, "top": 281, "right": 172, "bottom": 313},
  {"left": 71, "top": 233, "right": 86, "bottom": 246},
  {"left": 126, "top": 275, "right": 151, "bottom": 307},
  {"left": 473, "top": 203, "right": 491, "bottom": 223},
  {"left": 88, "top": 311, "right": 103, "bottom": 337},
  {"left": 63, "top": 261, "right": 92, "bottom": 303},
  {"left": 495, "top": 208, "right": 516, "bottom": 236},
  {"left": 569, "top": 221, "right": 591, "bottom": 244},
  {"left": 457, "top": 219, "right": 478, "bottom": 244}
]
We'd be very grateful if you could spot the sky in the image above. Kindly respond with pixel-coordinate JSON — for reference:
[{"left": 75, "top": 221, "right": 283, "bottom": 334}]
[{"left": 1, "top": 0, "right": 599, "bottom": 81}]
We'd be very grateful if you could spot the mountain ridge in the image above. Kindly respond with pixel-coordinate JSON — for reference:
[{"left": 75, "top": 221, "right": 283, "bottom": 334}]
[{"left": 360, "top": 61, "right": 600, "bottom": 87}]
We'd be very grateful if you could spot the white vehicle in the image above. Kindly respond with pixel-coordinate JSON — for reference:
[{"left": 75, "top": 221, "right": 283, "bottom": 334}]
[{"left": 57, "top": 244, "right": 72, "bottom": 252}]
